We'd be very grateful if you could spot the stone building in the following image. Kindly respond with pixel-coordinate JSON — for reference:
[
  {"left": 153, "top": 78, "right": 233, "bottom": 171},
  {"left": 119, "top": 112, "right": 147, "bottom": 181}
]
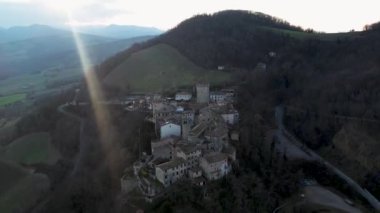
[
  {"left": 196, "top": 83, "right": 210, "bottom": 104},
  {"left": 155, "top": 158, "right": 187, "bottom": 187},
  {"left": 200, "top": 152, "right": 231, "bottom": 180}
]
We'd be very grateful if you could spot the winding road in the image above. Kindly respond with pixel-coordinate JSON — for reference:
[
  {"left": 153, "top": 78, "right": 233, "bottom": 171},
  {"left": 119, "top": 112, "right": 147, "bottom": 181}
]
[{"left": 275, "top": 106, "right": 380, "bottom": 211}]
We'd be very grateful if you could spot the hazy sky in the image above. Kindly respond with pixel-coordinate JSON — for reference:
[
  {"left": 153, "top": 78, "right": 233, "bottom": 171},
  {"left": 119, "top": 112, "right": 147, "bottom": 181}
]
[{"left": 1, "top": 0, "right": 380, "bottom": 32}]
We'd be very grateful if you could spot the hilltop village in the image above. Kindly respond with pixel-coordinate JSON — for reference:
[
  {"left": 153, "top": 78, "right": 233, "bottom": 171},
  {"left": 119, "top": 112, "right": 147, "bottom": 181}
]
[{"left": 121, "top": 83, "right": 239, "bottom": 201}]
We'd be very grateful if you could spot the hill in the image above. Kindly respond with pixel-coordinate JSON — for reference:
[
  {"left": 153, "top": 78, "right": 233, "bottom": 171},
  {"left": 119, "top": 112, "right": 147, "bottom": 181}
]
[
  {"left": 100, "top": 9, "right": 380, "bottom": 199},
  {"left": 0, "top": 25, "right": 68, "bottom": 44},
  {"left": 75, "top": 25, "right": 163, "bottom": 39},
  {"left": 103, "top": 43, "right": 231, "bottom": 92}
]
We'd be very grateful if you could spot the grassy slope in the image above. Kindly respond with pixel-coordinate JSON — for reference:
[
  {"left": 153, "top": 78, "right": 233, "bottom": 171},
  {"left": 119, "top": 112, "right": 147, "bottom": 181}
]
[
  {"left": 103, "top": 43, "right": 232, "bottom": 92},
  {"left": 3, "top": 132, "right": 60, "bottom": 165},
  {"left": 0, "top": 93, "right": 26, "bottom": 106}
]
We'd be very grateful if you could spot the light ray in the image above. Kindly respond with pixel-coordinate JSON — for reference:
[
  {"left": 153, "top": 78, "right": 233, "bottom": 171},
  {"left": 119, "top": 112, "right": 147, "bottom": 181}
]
[{"left": 67, "top": 11, "right": 120, "bottom": 179}]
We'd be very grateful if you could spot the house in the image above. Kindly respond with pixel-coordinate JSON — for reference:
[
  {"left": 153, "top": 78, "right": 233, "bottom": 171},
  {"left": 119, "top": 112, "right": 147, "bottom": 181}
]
[
  {"left": 200, "top": 152, "right": 231, "bottom": 180},
  {"left": 155, "top": 158, "right": 187, "bottom": 187},
  {"left": 175, "top": 92, "right": 192, "bottom": 101},
  {"left": 222, "top": 145, "right": 237, "bottom": 161},
  {"left": 188, "top": 166, "right": 203, "bottom": 179},
  {"left": 188, "top": 167, "right": 206, "bottom": 186},
  {"left": 151, "top": 137, "right": 179, "bottom": 160},
  {"left": 181, "top": 109, "right": 195, "bottom": 125},
  {"left": 153, "top": 103, "right": 176, "bottom": 121},
  {"left": 210, "top": 91, "right": 227, "bottom": 103},
  {"left": 221, "top": 109, "right": 239, "bottom": 125},
  {"left": 159, "top": 120, "right": 181, "bottom": 139},
  {"left": 175, "top": 143, "right": 202, "bottom": 169},
  {"left": 204, "top": 124, "right": 229, "bottom": 150}
]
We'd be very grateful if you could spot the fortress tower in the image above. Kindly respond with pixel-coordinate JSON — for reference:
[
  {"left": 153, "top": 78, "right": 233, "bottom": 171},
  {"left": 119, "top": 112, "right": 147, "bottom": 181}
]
[{"left": 196, "top": 83, "right": 210, "bottom": 104}]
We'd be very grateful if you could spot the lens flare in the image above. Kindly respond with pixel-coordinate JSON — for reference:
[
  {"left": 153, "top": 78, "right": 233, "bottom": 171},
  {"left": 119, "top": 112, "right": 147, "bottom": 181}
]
[{"left": 67, "top": 12, "right": 120, "bottom": 180}]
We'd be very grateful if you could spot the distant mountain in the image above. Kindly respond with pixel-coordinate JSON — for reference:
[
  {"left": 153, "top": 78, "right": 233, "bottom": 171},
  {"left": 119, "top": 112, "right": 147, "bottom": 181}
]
[
  {"left": 0, "top": 34, "right": 154, "bottom": 79},
  {"left": 0, "top": 25, "right": 68, "bottom": 43},
  {"left": 75, "top": 25, "right": 163, "bottom": 39}
]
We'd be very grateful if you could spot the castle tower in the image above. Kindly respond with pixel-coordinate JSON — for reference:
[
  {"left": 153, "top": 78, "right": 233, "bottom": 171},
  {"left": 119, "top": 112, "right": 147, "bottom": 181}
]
[{"left": 196, "top": 83, "right": 210, "bottom": 104}]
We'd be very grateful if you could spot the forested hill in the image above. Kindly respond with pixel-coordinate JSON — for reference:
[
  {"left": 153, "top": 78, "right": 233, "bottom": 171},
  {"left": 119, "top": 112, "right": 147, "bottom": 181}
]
[
  {"left": 96, "top": 10, "right": 305, "bottom": 78},
  {"left": 157, "top": 10, "right": 304, "bottom": 69},
  {"left": 97, "top": 10, "right": 380, "bottom": 78},
  {"left": 96, "top": 10, "right": 380, "bottom": 190}
]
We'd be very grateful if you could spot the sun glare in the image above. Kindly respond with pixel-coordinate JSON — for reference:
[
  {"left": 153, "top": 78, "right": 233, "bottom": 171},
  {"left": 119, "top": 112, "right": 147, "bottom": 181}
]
[{"left": 66, "top": 12, "right": 119, "bottom": 178}]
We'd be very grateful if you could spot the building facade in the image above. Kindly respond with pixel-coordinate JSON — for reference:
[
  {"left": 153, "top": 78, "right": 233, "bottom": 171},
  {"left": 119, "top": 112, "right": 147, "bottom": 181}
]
[
  {"left": 155, "top": 158, "right": 187, "bottom": 187},
  {"left": 160, "top": 122, "right": 181, "bottom": 139},
  {"left": 221, "top": 109, "right": 239, "bottom": 125},
  {"left": 200, "top": 152, "right": 231, "bottom": 180},
  {"left": 196, "top": 83, "right": 210, "bottom": 104},
  {"left": 175, "top": 92, "right": 192, "bottom": 101}
]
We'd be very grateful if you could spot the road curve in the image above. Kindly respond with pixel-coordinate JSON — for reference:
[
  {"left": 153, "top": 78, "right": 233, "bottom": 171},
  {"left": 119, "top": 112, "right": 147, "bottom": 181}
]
[{"left": 275, "top": 106, "right": 380, "bottom": 211}]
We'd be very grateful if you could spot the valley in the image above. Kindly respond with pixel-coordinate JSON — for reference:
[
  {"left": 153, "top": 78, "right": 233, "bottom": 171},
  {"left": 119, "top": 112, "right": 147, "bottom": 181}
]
[{"left": 1, "top": 9, "right": 380, "bottom": 213}]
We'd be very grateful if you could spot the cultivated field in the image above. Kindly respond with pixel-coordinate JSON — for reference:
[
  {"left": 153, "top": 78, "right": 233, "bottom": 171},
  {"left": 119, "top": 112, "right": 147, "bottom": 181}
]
[{"left": 0, "top": 93, "right": 26, "bottom": 107}]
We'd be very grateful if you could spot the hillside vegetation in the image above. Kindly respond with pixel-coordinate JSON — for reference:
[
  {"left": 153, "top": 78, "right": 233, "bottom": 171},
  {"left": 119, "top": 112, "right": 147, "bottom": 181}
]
[
  {"left": 0, "top": 160, "right": 49, "bottom": 213},
  {"left": 103, "top": 43, "right": 232, "bottom": 92}
]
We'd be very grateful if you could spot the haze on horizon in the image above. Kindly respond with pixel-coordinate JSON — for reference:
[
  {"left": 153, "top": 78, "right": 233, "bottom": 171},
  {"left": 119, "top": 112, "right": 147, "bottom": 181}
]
[{"left": 0, "top": 0, "right": 379, "bottom": 33}]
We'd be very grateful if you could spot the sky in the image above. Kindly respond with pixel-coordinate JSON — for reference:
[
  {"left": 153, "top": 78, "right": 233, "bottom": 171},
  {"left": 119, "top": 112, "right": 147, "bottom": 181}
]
[{"left": 0, "top": 0, "right": 380, "bottom": 32}]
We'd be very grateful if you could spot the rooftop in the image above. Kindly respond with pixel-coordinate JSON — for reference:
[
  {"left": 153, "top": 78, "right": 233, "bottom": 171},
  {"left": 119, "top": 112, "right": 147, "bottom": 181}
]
[
  {"left": 156, "top": 158, "right": 186, "bottom": 171},
  {"left": 203, "top": 152, "right": 228, "bottom": 164},
  {"left": 151, "top": 136, "right": 179, "bottom": 148},
  {"left": 205, "top": 125, "right": 228, "bottom": 138},
  {"left": 176, "top": 91, "right": 192, "bottom": 95},
  {"left": 153, "top": 103, "right": 176, "bottom": 113},
  {"left": 157, "top": 116, "right": 182, "bottom": 126},
  {"left": 176, "top": 143, "right": 200, "bottom": 154}
]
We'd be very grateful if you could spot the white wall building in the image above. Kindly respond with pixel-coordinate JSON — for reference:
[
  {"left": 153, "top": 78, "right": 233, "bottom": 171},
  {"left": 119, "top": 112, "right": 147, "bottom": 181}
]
[
  {"left": 175, "top": 92, "right": 192, "bottom": 101},
  {"left": 155, "top": 158, "right": 187, "bottom": 187},
  {"left": 221, "top": 109, "right": 239, "bottom": 125},
  {"left": 210, "top": 91, "right": 227, "bottom": 103},
  {"left": 200, "top": 152, "right": 231, "bottom": 180},
  {"left": 160, "top": 122, "right": 181, "bottom": 139}
]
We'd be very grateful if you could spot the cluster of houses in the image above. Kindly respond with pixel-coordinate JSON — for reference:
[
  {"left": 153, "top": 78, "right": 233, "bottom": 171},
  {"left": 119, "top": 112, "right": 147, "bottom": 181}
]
[{"left": 126, "top": 83, "right": 239, "bottom": 201}]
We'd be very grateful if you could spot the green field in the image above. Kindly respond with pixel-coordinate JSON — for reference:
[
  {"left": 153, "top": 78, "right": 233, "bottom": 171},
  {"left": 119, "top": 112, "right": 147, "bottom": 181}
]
[
  {"left": 0, "top": 160, "right": 49, "bottom": 213},
  {"left": 3, "top": 132, "right": 60, "bottom": 165},
  {"left": 103, "top": 43, "right": 232, "bottom": 92},
  {"left": 0, "top": 94, "right": 26, "bottom": 106},
  {"left": 0, "top": 68, "right": 82, "bottom": 97}
]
